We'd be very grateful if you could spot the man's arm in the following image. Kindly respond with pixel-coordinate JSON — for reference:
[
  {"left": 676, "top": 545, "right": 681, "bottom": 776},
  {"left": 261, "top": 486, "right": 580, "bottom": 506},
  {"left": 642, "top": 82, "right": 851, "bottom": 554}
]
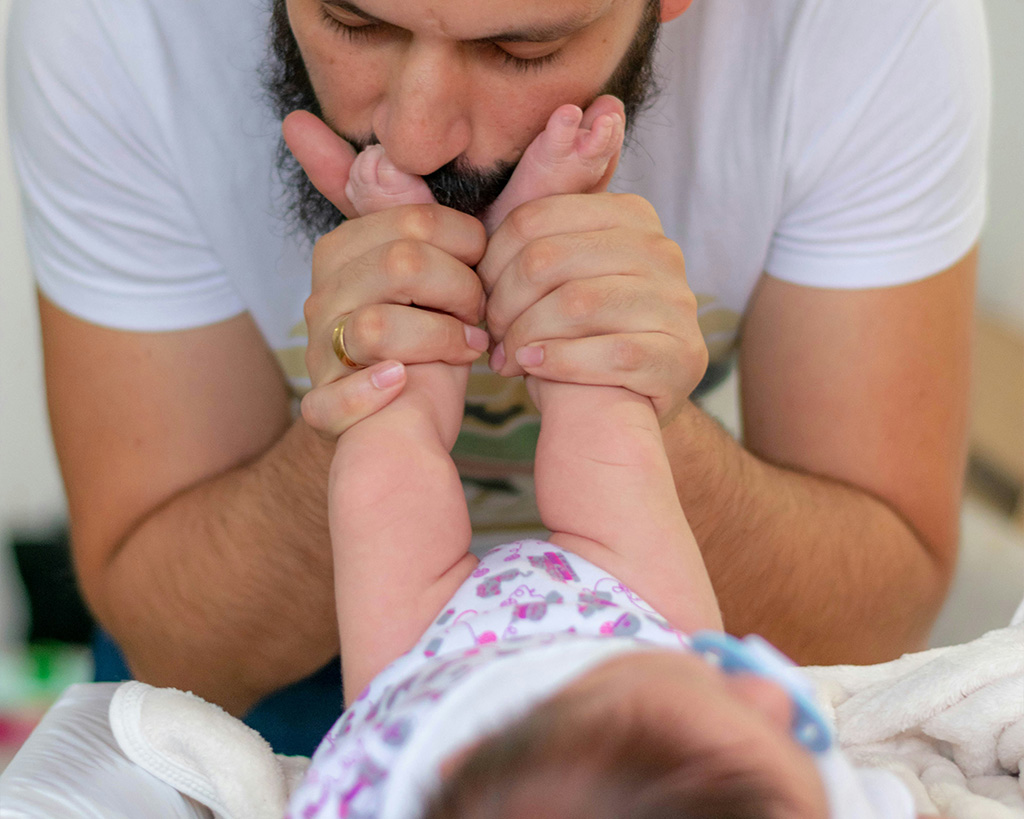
[
  {"left": 38, "top": 295, "right": 402, "bottom": 715},
  {"left": 662, "top": 249, "right": 976, "bottom": 665}
]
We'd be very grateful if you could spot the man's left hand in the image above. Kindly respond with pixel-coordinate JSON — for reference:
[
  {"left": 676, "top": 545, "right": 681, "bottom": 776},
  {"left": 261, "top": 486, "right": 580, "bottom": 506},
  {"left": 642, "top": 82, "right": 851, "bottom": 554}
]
[{"left": 478, "top": 192, "right": 708, "bottom": 425}]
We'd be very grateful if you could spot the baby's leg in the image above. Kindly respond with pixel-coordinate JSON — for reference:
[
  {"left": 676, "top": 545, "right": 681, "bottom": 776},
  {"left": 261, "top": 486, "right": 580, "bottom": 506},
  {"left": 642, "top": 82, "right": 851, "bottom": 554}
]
[
  {"left": 331, "top": 148, "right": 477, "bottom": 699},
  {"left": 531, "top": 380, "right": 723, "bottom": 633},
  {"left": 483, "top": 101, "right": 625, "bottom": 234},
  {"left": 483, "top": 101, "right": 720, "bottom": 632}
]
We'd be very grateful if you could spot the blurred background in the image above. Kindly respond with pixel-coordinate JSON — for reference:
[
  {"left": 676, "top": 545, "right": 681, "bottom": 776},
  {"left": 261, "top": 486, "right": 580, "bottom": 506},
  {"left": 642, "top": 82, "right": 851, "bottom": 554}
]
[{"left": 1, "top": 0, "right": 1022, "bottom": 768}]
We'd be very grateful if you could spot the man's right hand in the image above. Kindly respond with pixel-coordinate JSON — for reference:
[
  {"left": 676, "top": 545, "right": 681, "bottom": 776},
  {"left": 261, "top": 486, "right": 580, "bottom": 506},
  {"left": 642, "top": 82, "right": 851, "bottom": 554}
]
[{"left": 282, "top": 111, "right": 489, "bottom": 437}]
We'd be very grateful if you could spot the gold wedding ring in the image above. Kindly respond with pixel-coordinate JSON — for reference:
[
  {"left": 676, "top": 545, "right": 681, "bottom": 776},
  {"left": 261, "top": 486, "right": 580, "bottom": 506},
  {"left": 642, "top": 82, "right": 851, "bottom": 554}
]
[{"left": 331, "top": 316, "right": 365, "bottom": 370}]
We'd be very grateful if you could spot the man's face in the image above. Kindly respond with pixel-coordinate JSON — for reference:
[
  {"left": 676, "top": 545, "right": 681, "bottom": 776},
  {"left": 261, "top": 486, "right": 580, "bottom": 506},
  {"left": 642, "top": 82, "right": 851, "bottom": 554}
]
[{"left": 266, "top": 0, "right": 662, "bottom": 239}]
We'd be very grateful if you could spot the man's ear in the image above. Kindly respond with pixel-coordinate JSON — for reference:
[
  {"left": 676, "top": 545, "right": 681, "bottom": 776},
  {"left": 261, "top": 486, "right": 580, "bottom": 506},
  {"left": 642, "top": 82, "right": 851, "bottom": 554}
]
[{"left": 660, "top": 0, "right": 693, "bottom": 23}]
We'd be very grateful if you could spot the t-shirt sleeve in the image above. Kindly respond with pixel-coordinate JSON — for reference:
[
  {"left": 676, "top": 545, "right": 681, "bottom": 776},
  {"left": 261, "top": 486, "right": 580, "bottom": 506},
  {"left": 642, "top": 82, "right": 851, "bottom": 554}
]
[
  {"left": 764, "top": 0, "right": 990, "bottom": 288},
  {"left": 6, "top": 0, "right": 246, "bottom": 331}
]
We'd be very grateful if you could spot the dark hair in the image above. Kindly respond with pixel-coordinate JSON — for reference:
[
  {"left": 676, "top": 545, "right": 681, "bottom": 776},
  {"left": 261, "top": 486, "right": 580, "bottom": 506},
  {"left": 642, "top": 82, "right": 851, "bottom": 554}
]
[{"left": 422, "top": 691, "right": 789, "bottom": 819}]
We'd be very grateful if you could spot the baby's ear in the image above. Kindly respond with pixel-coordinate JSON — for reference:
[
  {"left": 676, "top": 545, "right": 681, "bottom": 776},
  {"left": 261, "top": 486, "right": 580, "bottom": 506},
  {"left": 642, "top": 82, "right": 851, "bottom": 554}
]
[{"left": 659, "top": 0, "right": 693, "bottom": 23}]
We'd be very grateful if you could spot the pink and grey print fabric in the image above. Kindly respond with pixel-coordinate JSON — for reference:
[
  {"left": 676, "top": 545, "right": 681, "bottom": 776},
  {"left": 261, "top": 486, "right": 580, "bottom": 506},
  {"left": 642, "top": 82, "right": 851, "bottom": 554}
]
[{"left": 286, "top": 539, "right": 688, "bottom": 819}]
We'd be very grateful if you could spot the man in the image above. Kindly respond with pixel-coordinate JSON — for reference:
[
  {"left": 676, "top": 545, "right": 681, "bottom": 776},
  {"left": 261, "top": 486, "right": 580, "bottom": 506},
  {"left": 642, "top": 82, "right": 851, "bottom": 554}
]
[{"left": 7, "top": 0, "right": 988, "bottom": 754}]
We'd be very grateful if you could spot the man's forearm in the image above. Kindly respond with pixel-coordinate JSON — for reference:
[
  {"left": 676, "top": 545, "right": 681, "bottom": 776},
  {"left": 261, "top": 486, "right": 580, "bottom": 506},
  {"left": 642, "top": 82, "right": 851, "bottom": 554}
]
[
  {"left": 87, "top": 418, "right": 337, "bottom": 716},
  {"left": 663, "top": 402, "right": 952, "bottom": 665}
]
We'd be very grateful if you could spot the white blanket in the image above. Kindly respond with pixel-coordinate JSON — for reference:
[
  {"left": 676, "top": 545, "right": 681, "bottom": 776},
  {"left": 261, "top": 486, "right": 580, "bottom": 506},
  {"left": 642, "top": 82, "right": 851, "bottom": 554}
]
[
  {"left": 108, "top": 683, "right": 309, "bottom": 819},
  {"left": 804, "top": 608, "right": 1024, "bottom": 818}
]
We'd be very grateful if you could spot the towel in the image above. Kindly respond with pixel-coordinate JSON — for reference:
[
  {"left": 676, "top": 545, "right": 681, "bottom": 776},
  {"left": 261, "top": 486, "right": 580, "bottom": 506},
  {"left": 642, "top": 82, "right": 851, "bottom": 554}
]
[
  {"left": 804, "top": 618, "right": 1024, "bottom": 818},
  {"left": 109, "top": 682, "right": 309, "bottom": 819}
]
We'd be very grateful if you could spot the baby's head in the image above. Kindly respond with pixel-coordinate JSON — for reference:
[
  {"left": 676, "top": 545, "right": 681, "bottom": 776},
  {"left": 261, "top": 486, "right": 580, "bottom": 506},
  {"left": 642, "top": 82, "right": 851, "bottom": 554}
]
[{"left": 424, "top": 649, "right": 829, "bottom": 819}]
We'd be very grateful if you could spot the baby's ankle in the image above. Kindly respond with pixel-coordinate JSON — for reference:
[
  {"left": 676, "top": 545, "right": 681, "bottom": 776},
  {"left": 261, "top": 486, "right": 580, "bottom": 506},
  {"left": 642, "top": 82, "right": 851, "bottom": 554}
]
[{"left": 531, "top": 380, "right": 663, "bottom": 469}]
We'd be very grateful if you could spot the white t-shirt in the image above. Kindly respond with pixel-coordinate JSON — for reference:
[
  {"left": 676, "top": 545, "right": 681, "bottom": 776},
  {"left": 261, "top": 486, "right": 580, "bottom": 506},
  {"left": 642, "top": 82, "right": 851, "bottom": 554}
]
[{"left": 7, "top": 0, "right": 990, "bottom": 525}]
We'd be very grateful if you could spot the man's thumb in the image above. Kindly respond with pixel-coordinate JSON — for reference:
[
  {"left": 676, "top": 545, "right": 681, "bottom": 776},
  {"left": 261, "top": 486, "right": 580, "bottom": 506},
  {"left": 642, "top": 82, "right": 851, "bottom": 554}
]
[{"left": 282, "top": 110, "right": 359, "bottom": 219}]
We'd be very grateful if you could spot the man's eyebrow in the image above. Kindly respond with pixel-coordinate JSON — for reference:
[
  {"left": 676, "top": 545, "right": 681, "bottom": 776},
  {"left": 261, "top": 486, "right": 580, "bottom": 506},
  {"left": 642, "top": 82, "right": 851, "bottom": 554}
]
[
  {"left": 321, "top": 0, "right": 386, "bottom": 24},
  {"left": 321, "top": 0, "right": 595, "bottom": 43},
  {"left": 471, "top": 11, "right": 596, "bottom": 44}
]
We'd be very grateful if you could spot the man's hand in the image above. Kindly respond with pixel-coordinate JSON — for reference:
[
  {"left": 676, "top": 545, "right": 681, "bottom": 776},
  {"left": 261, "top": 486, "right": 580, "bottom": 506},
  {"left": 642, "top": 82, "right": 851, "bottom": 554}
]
[
  {"left": 479, "top": 193, "right": 708, "bottom": 425},
  {"left": 282, "top": 111, "right": 490, "bottom": 437}
]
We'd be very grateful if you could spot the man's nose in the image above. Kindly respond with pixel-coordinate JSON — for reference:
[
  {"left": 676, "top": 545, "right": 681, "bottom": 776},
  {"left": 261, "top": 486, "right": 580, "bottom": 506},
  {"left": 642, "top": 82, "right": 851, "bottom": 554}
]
[{"left": 373, "top": 42, "right": 472, "bottom": 176}]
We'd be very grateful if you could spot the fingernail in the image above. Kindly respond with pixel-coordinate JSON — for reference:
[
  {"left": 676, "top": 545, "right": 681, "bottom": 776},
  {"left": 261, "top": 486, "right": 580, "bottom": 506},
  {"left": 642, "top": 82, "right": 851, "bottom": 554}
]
[
  {"left": 370, "top": 361, "right": 405, "bottom": 389},
  {"left": 465, "top": 324, "right": 491, "bottom": 352},
  {"left": 560, "top": 106, "right": 582, "bottom": 127},
  {"left": 516, "top": 345, "right": 544, "bottom": 368},
  {"left": 489, "top": 342, "right": 506, "bottom": 371}
]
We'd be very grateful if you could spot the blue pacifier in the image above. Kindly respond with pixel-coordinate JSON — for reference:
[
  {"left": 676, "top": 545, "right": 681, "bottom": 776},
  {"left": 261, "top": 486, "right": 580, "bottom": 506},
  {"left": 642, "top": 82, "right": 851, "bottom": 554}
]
[{"left": 690, "top": 631, "right": 833, "bottom": 753}]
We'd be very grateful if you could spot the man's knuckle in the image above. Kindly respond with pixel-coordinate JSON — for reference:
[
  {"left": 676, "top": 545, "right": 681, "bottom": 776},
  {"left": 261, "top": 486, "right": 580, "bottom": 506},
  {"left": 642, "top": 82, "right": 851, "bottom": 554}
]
[
  {"left": 351, "top": 305, "right": 387, "bottom": 352},
  {"left": 611, "top": 336, "right": 646, "bottom": 371},
  {"left": 559, "top": 280, "right": 602, "bottom": 323},
  {"left": 679, "top": 333, "right": 710, "bottom": 385},
  {"left": 692, "top": 335, "right": 711, "bottom": 372},
  {"left": 678, "top": 287, "right": 699, "bottom": 316},
  {"left": 397, "top": 205, "right": 438, "bottom": 243},
  {"left": 616, "top": 193, "right": 656, "bottom": 222},
  {"left": 382, "top": 239, "right": 425, "bottom": 283},
  {"left": 300, "top": 391, "right": 326, "bottom": 429},
  {"left": 651, "top": 235, "right": 684, "bottom": 268},
  {"left": 519, "top": 239, "right": 561, "bottom": 286},
  {"left": 302, "top": 293, "right": 320, "bottom": 327},
  {"left": 506, "top": 202, "right": 542, "bottom": 242}
]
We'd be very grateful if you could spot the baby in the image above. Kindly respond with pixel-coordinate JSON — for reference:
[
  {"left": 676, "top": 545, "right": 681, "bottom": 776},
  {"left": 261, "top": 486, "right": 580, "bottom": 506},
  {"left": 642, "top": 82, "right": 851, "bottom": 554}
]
[{"left": 287, "top": 102, "right": 917, "bottom": 819}]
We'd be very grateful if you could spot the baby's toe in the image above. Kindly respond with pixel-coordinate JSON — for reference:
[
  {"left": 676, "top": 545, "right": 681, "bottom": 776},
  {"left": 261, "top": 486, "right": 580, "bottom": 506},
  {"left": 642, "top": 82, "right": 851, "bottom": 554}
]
[
  {"left": 576, "top": 113, "right": 623, "bottom": 162},
  {"left": 347, "top": 145, "right": 434, "bottom": 213}
]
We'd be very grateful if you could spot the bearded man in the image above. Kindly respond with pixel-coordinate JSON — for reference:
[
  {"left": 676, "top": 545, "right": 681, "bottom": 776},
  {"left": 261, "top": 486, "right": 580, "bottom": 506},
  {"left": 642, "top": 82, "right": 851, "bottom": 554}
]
[{"left": 7, "top": 0, "right": 988, "bottom": 755}]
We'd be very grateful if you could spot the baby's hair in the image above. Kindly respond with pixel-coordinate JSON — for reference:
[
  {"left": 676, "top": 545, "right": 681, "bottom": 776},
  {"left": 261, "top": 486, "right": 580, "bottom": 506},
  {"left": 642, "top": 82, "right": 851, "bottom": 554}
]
[{"left": 422, "top": 686, "right": 790, "bottom": 819}]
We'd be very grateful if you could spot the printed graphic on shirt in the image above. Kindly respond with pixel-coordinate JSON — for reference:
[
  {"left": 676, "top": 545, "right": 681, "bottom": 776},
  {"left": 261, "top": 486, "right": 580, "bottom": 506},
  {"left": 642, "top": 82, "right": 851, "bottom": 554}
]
[{"left": 275, "top": 302, "right": 739, "bottom": 531}]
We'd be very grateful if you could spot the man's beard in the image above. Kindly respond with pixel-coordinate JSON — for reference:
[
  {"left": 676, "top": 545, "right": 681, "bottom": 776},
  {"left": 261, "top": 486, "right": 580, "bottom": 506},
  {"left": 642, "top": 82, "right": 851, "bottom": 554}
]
[{"left": 262, "top": 0, "right": 662, "bottom": 242}]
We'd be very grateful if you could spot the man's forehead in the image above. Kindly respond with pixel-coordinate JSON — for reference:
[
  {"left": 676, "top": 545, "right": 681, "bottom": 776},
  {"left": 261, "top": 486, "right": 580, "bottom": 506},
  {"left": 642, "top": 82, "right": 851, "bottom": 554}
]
[{"left": 331, "top": 0, "right": 620, "bottom": 41}]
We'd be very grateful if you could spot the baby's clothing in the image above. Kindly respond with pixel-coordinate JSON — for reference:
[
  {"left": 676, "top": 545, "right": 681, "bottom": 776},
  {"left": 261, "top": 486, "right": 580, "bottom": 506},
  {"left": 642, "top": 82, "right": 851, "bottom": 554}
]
[
  {"left": 285, "top": 540, "right": 686, "bottom": 818},
  {"left": 285, "top": 540, "right": 915, "bottom": 819}
]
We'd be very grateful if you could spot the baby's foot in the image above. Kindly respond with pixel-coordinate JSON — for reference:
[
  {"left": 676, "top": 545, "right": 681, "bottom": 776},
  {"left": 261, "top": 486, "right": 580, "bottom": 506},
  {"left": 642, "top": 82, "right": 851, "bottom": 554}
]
[
  {"left": 483, "top": 99, "right": 625, "bottom": 234},
  {"left": 345, "top": 144, "right": 435, "bottom": 215}
]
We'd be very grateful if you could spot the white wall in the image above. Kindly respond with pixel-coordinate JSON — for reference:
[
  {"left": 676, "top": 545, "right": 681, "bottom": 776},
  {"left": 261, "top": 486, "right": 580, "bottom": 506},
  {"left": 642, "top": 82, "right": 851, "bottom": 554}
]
[
  {"left": 0, "top": 0, "right": 67, "bottom": 528},
  {"left": 1, "top": 0, "right": 65, "bottom": 645},
  {"left": 978, "top": 0, "right": 1024, "bottom": 327},
  {"left": 0, "top": 0, "right": 1022, "bottom": 641}
]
